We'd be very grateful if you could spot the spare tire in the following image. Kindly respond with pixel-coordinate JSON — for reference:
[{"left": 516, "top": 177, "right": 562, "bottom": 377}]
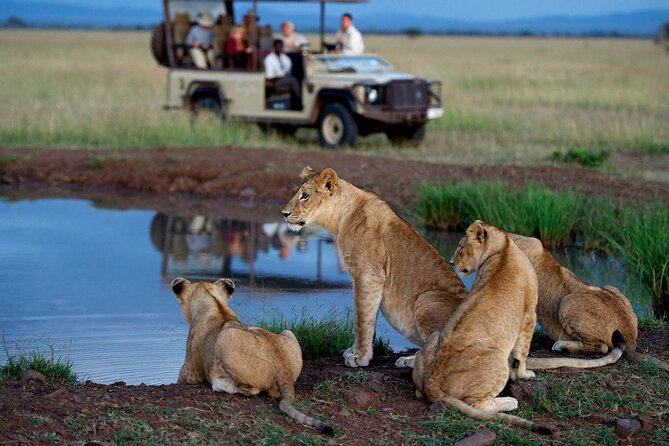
[{"left": 150, "top": 21, "right": 169, "bottom": 66}]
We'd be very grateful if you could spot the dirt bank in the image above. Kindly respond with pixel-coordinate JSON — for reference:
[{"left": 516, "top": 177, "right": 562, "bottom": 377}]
[{"left": 2, "top": 147, "right": 669, "bottom": 214}]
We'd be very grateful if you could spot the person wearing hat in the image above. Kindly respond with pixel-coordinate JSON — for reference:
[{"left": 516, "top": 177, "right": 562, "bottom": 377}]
[
  {"left": 186, "top": 12, "right": 215, "bottom": 69},
  {"left": 279, "top": 21, "right": 308, "bottom": 52}
]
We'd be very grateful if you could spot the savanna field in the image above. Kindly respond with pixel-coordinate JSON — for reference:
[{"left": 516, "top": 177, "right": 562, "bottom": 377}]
[{"left": 1, "top": 29, "right": 669, "bottom": 445}]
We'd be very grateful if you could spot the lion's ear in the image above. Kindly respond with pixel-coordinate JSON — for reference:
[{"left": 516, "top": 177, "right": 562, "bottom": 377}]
[
  {"left": 468, "top": 221, "right": 487, "bottom": 244},
  {"left": 171, "top": 277, "right": 191, "bottom": 296},
  {"left": 300, "top": 166, "right": 316, "bottom": 180},
  {"left": 316, "top": 168, "right": 338, "bottom": 194},
  {"left": 214, "top": 278, "right": 235, "bottom": 300}
]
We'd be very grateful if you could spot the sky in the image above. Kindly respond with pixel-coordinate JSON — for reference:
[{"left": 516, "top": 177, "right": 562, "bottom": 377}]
[{"left": 21, "top": 0, "right": 669, "bottom": 22}]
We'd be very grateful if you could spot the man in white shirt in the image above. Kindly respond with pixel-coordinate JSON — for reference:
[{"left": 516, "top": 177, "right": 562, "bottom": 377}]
[
  {"left": 335, "top": 13, "right": 364, "bottom": 55},
  {"left": 263, "top": 39, "right": 301, "bottom": 109}
]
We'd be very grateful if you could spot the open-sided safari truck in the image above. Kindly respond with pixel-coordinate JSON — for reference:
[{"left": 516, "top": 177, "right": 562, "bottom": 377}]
[{"left": 151, "top": 0, "right": 444, "bottom": 148}]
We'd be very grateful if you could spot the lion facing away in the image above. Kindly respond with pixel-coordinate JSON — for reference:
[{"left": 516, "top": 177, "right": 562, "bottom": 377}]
[
  {"left": 282, "top": 166, "right": 467, "bottom": 368},
  {"left": 510, "top": 234, "right": 668, "bottom": 372},
  {"left": 171, "top": 277, "right": 333, "bottom": 434},
  {"left": 412, "top": 222, "right": 553, "bottom": 434}
]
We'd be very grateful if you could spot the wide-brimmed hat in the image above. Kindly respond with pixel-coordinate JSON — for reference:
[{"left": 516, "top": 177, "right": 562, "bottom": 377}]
[{"left": 197, "top": 12, "right": 214, "bottom": 27}]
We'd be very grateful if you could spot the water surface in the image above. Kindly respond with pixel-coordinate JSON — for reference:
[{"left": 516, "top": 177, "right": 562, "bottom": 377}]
[{"left": 0, "top": 198, "right": 653, "bottom": 384}]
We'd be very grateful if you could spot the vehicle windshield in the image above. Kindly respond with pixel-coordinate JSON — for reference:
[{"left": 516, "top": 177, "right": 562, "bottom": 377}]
[{"left": 313, "top": 55, "right": 392, "bottom": 73}]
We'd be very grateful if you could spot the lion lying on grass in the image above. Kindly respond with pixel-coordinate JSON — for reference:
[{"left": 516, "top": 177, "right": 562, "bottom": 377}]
[
  {"left": 510, "top": 234, "right": 668, "bottom": 372},
  {"left": 171, "top": 277, "right": 333, "bottom": 434},
  {"left": 412, "top": 221, "right": 554, "bottom": 434},
  {"left": 282, "top": 166, "right": 467, "bottom": 368}
]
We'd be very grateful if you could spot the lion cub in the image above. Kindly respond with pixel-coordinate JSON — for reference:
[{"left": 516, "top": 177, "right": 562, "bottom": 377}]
[
  {"left": 171, "top": 277, "right": 333, "bottom": 434},
  {"left": 510, "top": 234, "right": 667, "bottom": 372},
  {"left": 412, "top": 222, "right": 553, "bottom": 434},
  {"left": 282, "top": 166, "right": 467, "bottom": 368}
]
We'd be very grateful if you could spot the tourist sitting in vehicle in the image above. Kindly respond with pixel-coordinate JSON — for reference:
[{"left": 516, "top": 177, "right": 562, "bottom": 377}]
[
  {"left": 279, "top": 21, "right": 308, "bottom": 52},
  {"left": 185, "top": 12, "right": 215, "bottom": 69},
  {"left": 224, "top": 25, "right": 253, "bottom": 69},
  {"left": 335, "top": 13, "right": 364, "bottom": 55},
  {"left": 264, "top": 39, "right": 301, "bottom": 108}
]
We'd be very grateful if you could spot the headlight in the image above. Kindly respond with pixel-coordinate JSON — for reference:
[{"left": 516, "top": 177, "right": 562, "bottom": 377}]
[{"left": 367, "top": 88, "right": 379, "bottom": 104}]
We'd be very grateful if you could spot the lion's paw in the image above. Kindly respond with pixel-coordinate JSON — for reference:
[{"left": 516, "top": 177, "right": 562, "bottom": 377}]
[
  {"left": 494, "top": 397, "right": 518, "bottom": 412},
  {"left": 394, "top": 355, "right": 416, "bottom": 368},
  {"left": 343, "top": 347, "right": 371, "bottom": 368},
  {"left": 516, "top": 369, "right": 535, "bottom": 379},
  {"left": 552, "top": 341, "right": 566, "bottom": 352}
]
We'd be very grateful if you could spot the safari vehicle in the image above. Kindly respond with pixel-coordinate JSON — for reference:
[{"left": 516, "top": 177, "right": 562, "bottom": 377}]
[{"left": 151, "top": 0, "right": 444, "bottom": 148}]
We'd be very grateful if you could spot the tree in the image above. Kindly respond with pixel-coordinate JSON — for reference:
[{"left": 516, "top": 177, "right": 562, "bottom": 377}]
[{"left": 4, "top": 17, "right": 27, "bottom": 28}]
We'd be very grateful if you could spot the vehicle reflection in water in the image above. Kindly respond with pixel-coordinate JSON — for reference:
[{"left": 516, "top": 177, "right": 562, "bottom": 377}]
[{"left": 150, "top": 213, "right": 350, "bottom": 290}]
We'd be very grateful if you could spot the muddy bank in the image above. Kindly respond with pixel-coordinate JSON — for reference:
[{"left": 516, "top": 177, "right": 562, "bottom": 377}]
[{"left": 2, "top": 147, "right": 669, "bottom": 213}]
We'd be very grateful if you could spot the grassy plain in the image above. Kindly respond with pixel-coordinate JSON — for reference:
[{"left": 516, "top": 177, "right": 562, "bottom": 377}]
[{"left": 0, "top": 30, "right": 667, "bottom": 174}]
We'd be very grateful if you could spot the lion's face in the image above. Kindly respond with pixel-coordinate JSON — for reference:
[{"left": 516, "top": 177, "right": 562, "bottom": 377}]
[
  {"left": 171, "top": 277, "right": 235, "bottom": 323},
  {"left": 281, "top": 166, "right": 338, "bottom": 231},
  {"left": 450, "top": 221, "right": 488, "bottom": 275}
]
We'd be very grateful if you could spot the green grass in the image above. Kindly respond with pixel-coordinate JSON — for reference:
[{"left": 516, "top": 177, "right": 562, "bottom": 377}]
[
  {"left": 1, "top": 31, "right": 668, "bottom": 172},
  {"left": 551, "top": 148, "right": 610, "bottom": 168},
  {"left": 258, "top": 309, "right": 392, "bottom": 360},
  {"left": 416, "top": 181, "right": 669, "bottom": 316},
  {"left": 1, "top": 338, "right": 77, "bottom": 385},
  {"left": 416, "top": 182, "right": 581, "bottom": 248}
]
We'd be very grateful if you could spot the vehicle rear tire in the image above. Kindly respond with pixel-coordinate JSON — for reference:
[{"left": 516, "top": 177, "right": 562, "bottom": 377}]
[
  {"left": 150, "top": 22, "right": 169, "bottom": 67},
  {"left": 191, "top": 97, "right": 226, "bottom": 125},
  {"left": 318, "top": 103, "right": 358, "bottom": 149},
  {"left": 385, "top": 123, "right": 426, "bottom": 145}
]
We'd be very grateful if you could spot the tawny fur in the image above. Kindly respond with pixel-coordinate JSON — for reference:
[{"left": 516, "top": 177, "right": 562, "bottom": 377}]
[
  {"left": 282, "top": 166, "right": 467, "bottom": 368},
  {"left": 412, "top": 222, "right": 553, "bottom": 434},
  {"left": 171, "top": 277, "right": 333, "bottom": 434},
  {"left": 507, "top": 234, "right": 669, "bottom": 371}
]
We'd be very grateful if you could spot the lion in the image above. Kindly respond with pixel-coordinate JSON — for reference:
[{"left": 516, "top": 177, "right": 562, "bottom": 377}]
[
  {"left": 281, "top": 166, "right": 468, "bottom": 368},
  {"left": 171, "top": 277, "right": 333, "bottom": 434},
  {"left": 510, "top": 234, "right": 669, "bottom": 372},
  {"left": 412, "top": 221, "right": 554, "bottom": 434}
]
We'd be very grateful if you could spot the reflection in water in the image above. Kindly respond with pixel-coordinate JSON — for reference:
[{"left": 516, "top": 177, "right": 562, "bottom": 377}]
[
  {"left": 150, "top": 213, "right": 349, "bottom": 289},
  {"left": 0, "top": 198, "right": 654, "bottom": 385}
]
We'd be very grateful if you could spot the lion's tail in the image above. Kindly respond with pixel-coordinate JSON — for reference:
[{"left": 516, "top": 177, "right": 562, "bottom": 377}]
[
  {"left": 441, "top": 396, "right": 555, "bottom": 435},
  {"left": 277, "top": 372, "right": 333, "bottom": 435},
  {"left": 526, "top": 347, "right": 623, "bottom": 370},
  {"left": 623, "top": 350, "right": 669, "bottom": 372}
]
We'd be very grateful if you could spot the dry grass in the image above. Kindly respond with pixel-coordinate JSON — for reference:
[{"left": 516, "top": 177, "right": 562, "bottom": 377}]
[{"left": 1, "top": 30, "right": 668, "bottom": 169}]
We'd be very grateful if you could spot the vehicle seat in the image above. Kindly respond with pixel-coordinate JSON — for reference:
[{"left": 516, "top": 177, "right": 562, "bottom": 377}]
[
  {"left": 172, "top": 12, "right": 191, "bottom": 65},
  {"left": 213, "top": 15, "right": 232, "bottom": 69}
]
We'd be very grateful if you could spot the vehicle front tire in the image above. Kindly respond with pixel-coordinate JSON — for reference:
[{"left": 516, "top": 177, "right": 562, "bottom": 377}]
[
  {"left": 385, "top": 123, "right": 426, "bottom": 146},
  {"left": 318, "top": 103, "right": 358, "bottom": 149},
  {"left": 191, "top": 97, "right": 226, "bottom": 125}
]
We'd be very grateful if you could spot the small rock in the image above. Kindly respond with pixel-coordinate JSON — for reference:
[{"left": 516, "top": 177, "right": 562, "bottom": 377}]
[
  {"left": 368, "top": 381, "right": 385, "bottom": 394},
  {"left": 615, "top": 418, "right": 641, "bottom": 439},
  {"left": 326, "top": 439, "right": 337, "bottom": 446},
  {"left": 111, "top": 381, "right": 126, "bottom": 387},
  {"left": 636, "top": 414, "right": 654, "bottom": 431},
  {"left": 345, "top": 391, "right": 373, "bottom": 410},
  {"left": 453, "top": 428, "right": 497, "bottom": 446},
  {"left": 80, "top": 408, "right": 92, "bottom": 416},
  {"left": 368, "top": 372, "right": 385, "bottom": 381},
  {"left": 510, "top": 381, "right": 547, "bottom": 405},
  {"left": 586, "top": 414, "right": 607, "bottom": 425},
  {"left": 19, "top": 369, "right": 47, "bottom": 384},
  {"left": 44, "top": 387, "right": 68, "bottom": 400},
  {"left": 428, "top": 402, "right": 445, "bottom": 417},
  {"left": 239, "top": 187, "right": 256, "bottom": 199},
  {"left": 85, "top": 442, "right": 119, "bottom": 446},
  {"left": 337, "top": 407, "right": 352, "bottom": 416},
  {"left": 381, "top": 407, "right": 393, "bottom": 413}
]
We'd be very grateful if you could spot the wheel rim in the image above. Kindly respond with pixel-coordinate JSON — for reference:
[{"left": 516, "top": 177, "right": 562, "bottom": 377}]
[{"left": 322, "top": 113, "right": 344, "bottom": 146}]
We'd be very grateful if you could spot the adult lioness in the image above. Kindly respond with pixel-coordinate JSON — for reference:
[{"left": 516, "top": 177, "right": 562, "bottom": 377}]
[
  {"left": 171, "top": 277, "right": 333, "bottom": 434},
  {"left": 282, "top": 167, "right": 467, "bottom": 368},
  {"left": 510, "top": 234, "right": 669, "bottom": 372},
  {"left": 412, "top": 221, "right": 554, "bottom": 434}
]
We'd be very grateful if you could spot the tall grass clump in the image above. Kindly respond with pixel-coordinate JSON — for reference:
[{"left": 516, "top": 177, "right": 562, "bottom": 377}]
[
  {"left": 614, "top": 203, "right": 669, "bottom": 316},
  {"left": 416, "top": 182, "right": 581, "bottom": 248},
  {"left": 258, "top": 309, "right": 391, "bottom": 360},
  {"left": 1, "top": 339, "right": 77, "bottom": 385}
]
